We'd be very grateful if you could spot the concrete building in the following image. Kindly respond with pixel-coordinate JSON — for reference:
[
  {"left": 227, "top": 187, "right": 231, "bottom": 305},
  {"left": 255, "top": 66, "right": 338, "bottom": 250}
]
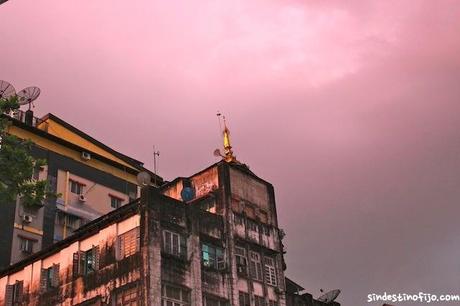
[
  {"left": 0, "top": 158, "right": 287, "bottom": 306},
  {"left": 0, "top": 113, "right": 341, "bottom": 306},
  {"left": 0, "top": 110, "right": 161, "bottom": 268}
]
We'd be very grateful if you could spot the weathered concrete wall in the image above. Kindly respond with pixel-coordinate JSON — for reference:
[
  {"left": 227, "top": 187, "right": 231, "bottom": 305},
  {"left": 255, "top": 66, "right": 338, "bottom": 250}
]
[
  {"left": 229, "top": 168, "right": 269, "bottom": 210},
  {"left": 2, "top": 161, "right": 288, "bottom": 306},
  {"left": 0, "top": 214, "right": 141, "bottom": 306},
  {"left": 163, "top": 166, "right": 219, "bottom": 202}
]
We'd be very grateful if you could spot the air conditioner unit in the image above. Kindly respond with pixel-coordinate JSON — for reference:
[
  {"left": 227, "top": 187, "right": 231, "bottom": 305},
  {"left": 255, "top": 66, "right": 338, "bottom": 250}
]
[
  {"left": 81, "top": 151, "right": 91, "bottom": 161},
  {"left": 237, "top": 265, "right": 246, "bottom": 274},
  {"left": 78, "top": 194, "right": 87, "bottom": 202},
  {"left": 22, "top": 215, "right": 33, "bottom": 223}
]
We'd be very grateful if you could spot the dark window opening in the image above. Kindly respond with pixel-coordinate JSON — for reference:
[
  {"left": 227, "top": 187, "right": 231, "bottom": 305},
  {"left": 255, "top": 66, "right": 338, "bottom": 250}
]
[
  {"left": 73, "top": 246, "right": 99, "bottom": 277},
  {"left": 40, "top": 264, "right": 60, "bottom": 292},
  {"left": 161, "top": 284, "right": 190, "bottom": 306},
  {"left": 5, "top": 280, "right": 23, "bottom": 306},
  {"left": 238, "top": 292, "right": 250, "bottom": 306},
  {"left": 19, "top": 237, "right": 34, "bottom": 254},
  {"left": 110, "top": 195, "right": 123, "bottom": 209},
  {"left": 162, "top": 230, "right": 186, "bottom": 258},
  {"left": 70, "top": 180, "right": 84, "bottom": 195},
  {"left": 202, "top": 243, "right": 225, "bottom": 270}
]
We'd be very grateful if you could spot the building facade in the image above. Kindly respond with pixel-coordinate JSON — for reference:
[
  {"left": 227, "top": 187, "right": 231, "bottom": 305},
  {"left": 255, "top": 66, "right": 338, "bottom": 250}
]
[
  {"left": 0, "top": 110, "right": 161, "bottom": 268},
  {"left": 0, "top": 161, "right": 287, "bottom": 306}
]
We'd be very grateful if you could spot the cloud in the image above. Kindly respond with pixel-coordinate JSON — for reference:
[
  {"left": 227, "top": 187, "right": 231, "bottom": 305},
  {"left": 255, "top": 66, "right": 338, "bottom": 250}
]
[{"left": 1, "top": 1, "right": 460, "bottom": 305}]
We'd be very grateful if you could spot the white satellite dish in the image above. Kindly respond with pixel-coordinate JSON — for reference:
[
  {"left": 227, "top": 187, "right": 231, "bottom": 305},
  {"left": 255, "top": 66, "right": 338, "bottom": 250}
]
[
  {"left": 136, "top": 171, "right": 151, "bottom": 186},
  {"left": 317, "top": 289, "right": 341, "bottom": 304}
]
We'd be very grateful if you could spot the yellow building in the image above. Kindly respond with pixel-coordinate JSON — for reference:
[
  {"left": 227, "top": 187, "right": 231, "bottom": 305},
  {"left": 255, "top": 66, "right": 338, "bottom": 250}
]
[{"left": 0, "top": 110, "right": 161, "bottom": 269}]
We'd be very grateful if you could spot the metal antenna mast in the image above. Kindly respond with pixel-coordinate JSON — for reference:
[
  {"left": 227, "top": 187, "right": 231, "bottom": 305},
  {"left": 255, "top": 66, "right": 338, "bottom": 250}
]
[{"left": 153, "top": 145, "right": 160, "bottom": 186}]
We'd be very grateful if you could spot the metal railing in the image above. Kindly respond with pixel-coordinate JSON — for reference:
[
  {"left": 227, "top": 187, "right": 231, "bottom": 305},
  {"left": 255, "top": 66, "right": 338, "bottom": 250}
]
[{"left": 7, "top": 109, "right": 44, "bottom": 128}]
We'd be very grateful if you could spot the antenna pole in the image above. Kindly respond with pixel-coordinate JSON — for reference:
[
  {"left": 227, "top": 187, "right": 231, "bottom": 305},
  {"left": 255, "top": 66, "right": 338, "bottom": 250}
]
[
  {"left": 216, "top": 111, "right": 223, "bottom": 134},
  {"left": 153, "top": 145, "right": 160, "bottom": 186}
]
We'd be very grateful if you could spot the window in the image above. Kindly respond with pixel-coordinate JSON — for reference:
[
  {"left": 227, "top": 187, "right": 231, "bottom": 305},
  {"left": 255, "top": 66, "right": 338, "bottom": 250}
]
[
  {"left": 40, "top": 264, "right": 60, "bottom": 292},
  {"left": 234, "top": 214, "right": 244, "bottom": 226},
  {"left": 56, "top": 212, "right": 84, "bottom": 230},
  {"left": 201, "top": 198, "right": 217, "bottom": 213},
  {"left": 117, "top": 227, "right": 140, "bottom": 259},
  {"left": 203, "top": 295, "right": 229, "bottom": 306},
  {"left": 255, "top": 296, "right": 266, "bottom": 306},
  {"left": 264, "top": 257, "right": 277, "bottom": 286},
  {"left": 55, "top": 212, "right": 86, "bottom": 241},
  {"left": 5, "top": 281, "right": 23, "bottom": 306},
  {"left": 249, "top": 251, "right": 263, "bottom": 281},
  {"left": 116, "top": 285, "right": 139, "bottom": 306},
  {"left": 161, "top": 284, "right": 190, "bottom": 306},
  {"left": 70, "top": 180, "right": 84, "bottom": 194},
  {"left": 238, "top": 292, "right": 250, "bottom": 306},
  {"left": 235, "top": 246, "right": 247, "bottom": 276},
  {"left": 19, "top": 237, "right": 34, "bottom": 254},
  {"left": 73, "top": 246, "right": 100, "bottom": 277},
  {"left": 162, "top": 230, "right": 186, "bottom": 258},
  {"left": 262, "top": 225, "right": 270, "bottom": 236},
  {"left": 201, "top": 243, "right": 225, "bottom": 270},
  {"left": 269, "top": 301, "right": 278, "bottom": 306},
  {"left": 247, "top": 219, "right": 258, "bottom": 232},
  {"left": 110, "top": 195, "right": 123, "bottom": 209}
]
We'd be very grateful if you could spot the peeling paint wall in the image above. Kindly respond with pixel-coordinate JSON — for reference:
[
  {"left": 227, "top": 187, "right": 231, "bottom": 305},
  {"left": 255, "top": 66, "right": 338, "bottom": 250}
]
[
  {"left": 229, "top": 168, "right": 269, "bottom": 211},
  {"left": 0, "top": 215, "right": 141, "bottom": 306},
  {"left": 163, "top": 166, "right": 219, "bottom": 202}
]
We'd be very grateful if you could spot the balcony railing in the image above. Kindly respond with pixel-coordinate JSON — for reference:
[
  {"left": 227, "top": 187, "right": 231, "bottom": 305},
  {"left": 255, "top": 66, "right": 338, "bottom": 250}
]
[{"left": 7, "top": 109, "right": 44, "bottom": 128}]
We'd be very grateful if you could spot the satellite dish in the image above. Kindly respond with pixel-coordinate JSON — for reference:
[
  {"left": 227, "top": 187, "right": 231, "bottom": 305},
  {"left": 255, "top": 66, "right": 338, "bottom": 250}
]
[
  {"left": 180, "top": 186, "right": 195, "bottom": 202},
  {"left": 213, "top": 148, "right": 223, "bottom": 157},
  {"left": 136, "top": 171, "right": 151, "bottom": 186},
  {"left": 317, "top": 289, "right": 341, "bottom": 304},
  {"left": 0, "top": 80, "right": 16, "bottom": 99},
  {"left": 17, "top": 86, "right": 41, "bottom": 108}
]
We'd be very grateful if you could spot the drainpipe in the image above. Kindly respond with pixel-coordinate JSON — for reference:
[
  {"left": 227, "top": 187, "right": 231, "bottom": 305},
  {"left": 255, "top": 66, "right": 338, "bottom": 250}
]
[{"left": 63, "top": 171, "right": 69, "bottom": 239}]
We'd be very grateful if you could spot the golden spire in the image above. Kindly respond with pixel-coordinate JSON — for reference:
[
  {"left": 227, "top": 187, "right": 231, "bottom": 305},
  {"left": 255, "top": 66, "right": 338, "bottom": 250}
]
[{"left": 222, "top": 116, "right": 236, "bottom": 162}]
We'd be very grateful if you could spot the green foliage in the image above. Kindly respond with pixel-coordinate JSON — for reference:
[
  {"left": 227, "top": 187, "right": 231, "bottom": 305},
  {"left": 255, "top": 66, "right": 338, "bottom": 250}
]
[{"left": 0, "top": 96, "right": 56, "bottom": 207}]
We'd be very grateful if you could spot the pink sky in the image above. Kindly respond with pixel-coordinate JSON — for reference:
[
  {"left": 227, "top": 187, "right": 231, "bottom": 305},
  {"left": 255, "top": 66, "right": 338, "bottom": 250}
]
[{"left": 2, "top": 1, "right": 460, "bottom": 305}]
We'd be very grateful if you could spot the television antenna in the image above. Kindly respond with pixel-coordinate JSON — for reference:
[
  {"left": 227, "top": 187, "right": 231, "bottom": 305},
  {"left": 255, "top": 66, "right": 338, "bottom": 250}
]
[
  {"left": 0, "top": 80, "right": 16, "bottom": 99},
  {"left": 317, "top": 289, "right": 341, "bottom": 304},
  {"left": 153, "top": 145, "right": 160, "bottom": 186},
  {"left": 17, "top": 86, "right": 41, "bottom": 110}
]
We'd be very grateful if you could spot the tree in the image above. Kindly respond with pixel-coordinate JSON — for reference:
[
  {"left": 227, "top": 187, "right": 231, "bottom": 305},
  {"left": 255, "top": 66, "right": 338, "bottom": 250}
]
[{"left": 0, "top": 96, "right": 53, "bottom": 207}]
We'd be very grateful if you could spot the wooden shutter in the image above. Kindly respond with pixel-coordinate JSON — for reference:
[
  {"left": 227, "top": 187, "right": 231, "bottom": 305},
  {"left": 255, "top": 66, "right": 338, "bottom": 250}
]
[
  {"left": 99, "top": 245, "right": 106, "bottom": 268},
  {"left": 117, "top": 235, "right": 125, "bottom": 260},
  {"left": 79, "top": 251, "right": 86, "bottom": 275},
  {"left": 180, "top": 235, "right": 187, "bottom": 258},
  {"left": 135, "top": 227, "right": 140, "bottom": 252},
  {"left": 16, "top": 281, "right": 24, "bottom": 303},
  {"left": 93, "top": 245, "right": 100, "bottom": 271},
  {"left": 40, "top": 268, "right": 48, "bottom": 292},
  {"left": 163, "top": 231, "right": 171, "bottom": 254},
  {"left": 51, "top": 264, "right": 60, "bottom": 288},
  {"left": 249, "top": 258, "right": 256, "bottom": 279},
  {"left": 5, "top": 284, "right": 14, "bottom": 306},
  {"left": 73, "top": 252, "right": 79, "bottom": 278}
]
